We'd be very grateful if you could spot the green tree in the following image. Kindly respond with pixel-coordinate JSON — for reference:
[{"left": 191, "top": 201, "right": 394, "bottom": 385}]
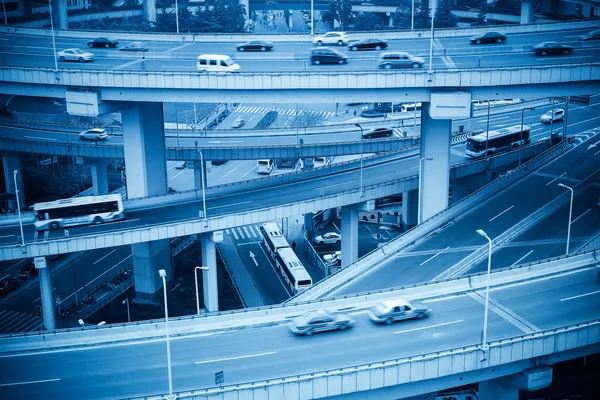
[
  {"left": 413, "top": 0, "right": 431, "bottom": 29},
  {"left": 329, "top": 0, "right": 353, "bottom": 29},
  {"left": 435, "top": 0, "right": 458, "bottom": 28},
  {"left": 392, "top": 8, "right": 412, "bottom": 29},
  {"left": 352, "top": 12, "right": 383, "bottom": 31}
]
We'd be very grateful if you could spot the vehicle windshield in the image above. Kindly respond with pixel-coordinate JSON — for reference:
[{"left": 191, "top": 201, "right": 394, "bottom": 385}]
[
  {"left": 466, "top": 139, "right": 484, "bottom": 152},
  {"left": 223, "top": 58, "right": 236, "bottom": 66}
]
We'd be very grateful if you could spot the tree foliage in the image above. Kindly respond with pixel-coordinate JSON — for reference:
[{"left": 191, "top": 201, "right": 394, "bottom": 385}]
[
  {"left": 413, "top": 0, "right": 431, "bottom": 29},
  {"left": 435, "top": 0, "right": 458, "bottom": 28},
  {"left": 329, "top": 0, "right": 353, "bottom": 29},
  {"left": 352, "top": 12, "right": 384, "bottom": 31}
]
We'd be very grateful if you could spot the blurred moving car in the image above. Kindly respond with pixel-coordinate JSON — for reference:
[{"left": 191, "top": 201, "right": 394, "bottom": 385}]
[
  {"left": 580, "top": 29, "right": 600, "bottom": 40},
  {"left": 533, "top": 42, "right": 574, "bottom": 56},
  {"left": 175, "top": 161, "right": 187, "bottom": 169},
  {"left": 231, "top": 118, "right": 245, "bottom": 128},
  {"left": 18, "top": 260, "right": 37, "bottom": 278},
  {"left": 369, "top": 299, "right": 431, "bottom": 324},
  {"left": 57, "top": 48, "right": 95, "bottom": 62},
  {"left": 289, "top": 309, "right": 354, "bottom": 335},
  {"left": 87, "top": 37, "right": 119, "bottom": 48},
  {"left": 311, "top": 48, "right": 348, "bottom": 65},
  {"left": 360, "top": 109, "right": 386, "bottom": 118},
  {"left": 323, "top": 251, "right": 342, "bottom": 267},
  {"left": 313, "top": 232, "right": 341, "bottom": 245},
  {"left": 313, "top": 31, "right": 349, "bottom": 46},
  {"left": 362, "top": 127, "right": 394, "bottom": 139},
  {"left": 236, "top": 40, "right": 274, "bottom": 52},
  {"left": 378, "top": 52, "right": 424, "bottom": 69},
  {"left": 470, "top": 31, "right": 506, "bottom": 44},
  {"left": 120, "top": 42, "right": 148, "bottom": 52},
  {"left": 79, "top": 128, "right": 109, "bottom": 141},
  {"left": 540, "top": 108, "right": 564, "bottom": 123},
  {"left": 196, "top": 54, "right": 241, "bottom": 72},
  {"left": 348, "top": 38, "right": 388, "bottom": 51}
]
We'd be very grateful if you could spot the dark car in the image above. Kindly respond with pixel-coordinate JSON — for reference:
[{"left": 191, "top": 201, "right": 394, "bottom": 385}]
[
  {"left": 236, "top": 40, "right": 274, "bottom": 52},
  {"left": 120, "top": 42, "right": 148, "bottom": 52},
  {"left": 580, "top": 29, "right": 600, "bottom": 41},
  {"left": 360, "top": 109, "right": 386, "bottom": 118},
  {"left": 362, "top": 127, "right": 394, "bottom": 139},
  {"left": 18, "top": 260, "right": 37, "bottom": 278},
  {"left": 310, "top": 47, "right": 348, "bottom": 65},
  {"left": 470, "top": 31, "right": 506, "bottom": 44},
  {"left": 87, "top": 37, "right": 119, "bottom": 48},
  {"left": 348, "top": 38, "right": 388, "bottom": 51},
  {"left": 533, "top": 42, "right": 574, "bottom": 56}
]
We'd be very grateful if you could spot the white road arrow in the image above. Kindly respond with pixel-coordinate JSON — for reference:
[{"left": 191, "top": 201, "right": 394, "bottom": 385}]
[
  {"left": 249, "top": 251, "right": 258, "bottom": 267},
  {"left": 588, "top": 142, "right": 598, "bottom": 151}
]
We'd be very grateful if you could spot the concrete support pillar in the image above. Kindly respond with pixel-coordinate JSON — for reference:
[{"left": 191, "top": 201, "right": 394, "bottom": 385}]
[
  {"left": 521, "top": 0, "right": 535, "bottom": 24},
  {"left": 2, "top": 154, "right": 25, "bottom": 211},
  {"left": 34, "top": 257, "right": 56, "bottom": 331},
  {"left": 122, "top": 102, "right": 167, "bottom": 200},
  {"left": 132, "top": 240, "right": 172, "bottom": 304},
  {"left": 304, "top": 212, "right": 314, "bottom": 240},
  {"left": 239, "top": 0, "right": 249, "bottom": 19},
  {"left": 143, "top": 0, "right": 156, "bottom": 23},
  {"left": 191, "top": 160, "right": 207, "bottom": 191},
  {"left": 419, "top": 102, "right": 451, "bottom": 222},
  {"left": 52, "top": 0, "right": 68, "bottom": 30},
  {"left": 288, "top": 11, "right": 293, "bottom": 29},
  {"left": 201, "top": 232, "right": 219, "bottom": 312},
  {"left": 388, "top": 14, "right": 394, "bottom": 27},
  {"left": 341, "top": 205, "right": 358, "bottom": 268},
  {"left": 88, "top": 158, "right": 108, "bottom": 196},
  {"left": 401, "top": 190, "right": 418, "bottom": 230},
  {"left": 17, "top": 0, "right": 31, "bottom": 17}
]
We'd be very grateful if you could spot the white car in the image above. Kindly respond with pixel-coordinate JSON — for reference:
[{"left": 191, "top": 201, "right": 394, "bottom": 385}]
[
  {"left": 368, "top": 299, "right": 431, "bottom": 324},
  {"left": 313, "top": 32, "right": 349, "bottom": 46},
  {"left": 540, "top": 108, "right": 564, "bottom": 123},
  {"left": 313, "top": 232, "right": 341, "bottom": 245},
  {"left": 289, "top": 309, "right": 354, "bottom": 336},
  {"left": 231, "top": 118, "right": 245, "bottom": 129},
  {"left": 323, "top": 251, "right": 342, "bottom": 267},
  {"left": 57, "top": 48, "right": 95, "bottom": 62},
  {"left": 79, "top": 128, "right": 108, "bottom": 140}
]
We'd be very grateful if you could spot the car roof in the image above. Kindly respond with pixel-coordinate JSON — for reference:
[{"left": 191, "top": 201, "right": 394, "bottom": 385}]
[
  {"left": 84, "top": 128, "right": 106, "bottom": 133},
  {"left": 380, "top": 51, "right": 410, "bottom": 57},
  {"left": 197, "top": 54, "right": 232, "bottom": 60},
  {"left": 381, "top": 299, "right": 410, "bottom": 308}
]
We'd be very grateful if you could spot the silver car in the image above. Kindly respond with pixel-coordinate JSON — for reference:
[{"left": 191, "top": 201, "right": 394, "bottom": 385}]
[
  {"left": 369, "top": 299, "right": 431, "bottom": 324},
  {"left": 289, "top": 310, "right": 354, "bottom": 336},
  {"left": 313, "top": 232, "right": 341, "bottom": 245},
  {"left": 378, "top": 52, "right": 424, "bottom": 69},
  {"left": 57, "top": 48, "right": 95, "bottom": 62},
  {"left": 323, "top": 251, "right": 342, "bottom": 267},
  {"left": 540, "top": 109, "right": 564, "bottom": 123},
  {"left": 79, "top": 128, "right": 108, "bottom": 141}
]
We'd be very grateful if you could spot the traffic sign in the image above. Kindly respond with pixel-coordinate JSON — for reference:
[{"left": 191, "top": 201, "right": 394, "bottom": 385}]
[{"left": 215, "top": 371, "right": 224, "bottom": 385}]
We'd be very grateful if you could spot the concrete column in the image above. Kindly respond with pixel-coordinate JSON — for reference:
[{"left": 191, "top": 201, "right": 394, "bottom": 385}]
[
  {"left": 2, "top": 154, "right": 26, "bottom": 210},
  {"left": 132, "top": 240, "right": 173, "bottom": 304},
  {"left": 521, "top": 0, "right": 535, "bottom": 24},
  {"left": 201, "top": 232, "right": 219, "bottom": 312},
  {"left": 121, "top": 102, "right": 167, "bottom": 200},
  {"left": 341, "top": 205, "right": 358, "bottom": 267},
  {"left": 304, "top": 212, "right": 314, "bottom": 240},
  {"left": 239, "top": 0, "right": 249, "bottom": 20},
  {"left": 388, "top": 14, "right": 394, "bottom": 27},
  {"left": 52, "top": 0, "right": 68, "bottom": 30},
  {"left": 191, "top": 161, "right": 207, "bottom": 191},
  {"left": 401, "top": 190, "right": 418, "bottom": 230},
  {"left": 419, "top": 102, "right": 452, "bottom": 222},
  {"left": 89, "top": 158, "right": 108, "bottom": 196},
  {"left": 34, "top": 257, "right": 56, "bottom": 331},
  {"left": 17, "top": 0, "right": 31, "bottom": 17},
  {"left": 143, "top": 0, "right": 156, "bottom": 23}
]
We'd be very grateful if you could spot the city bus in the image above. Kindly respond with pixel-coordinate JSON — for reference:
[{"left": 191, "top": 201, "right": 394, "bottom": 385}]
[
  {"left": 465, "top": 125, "right": 531, "bottom": 158},
  {"left": 33, "top": 194, "right": 124, "bottom": 231},
  {"left": 259, "top": 222, "right": 290, "bottom": 259},
  {"left": 273, "top": 247, "right": 313, "bottom": 294}
]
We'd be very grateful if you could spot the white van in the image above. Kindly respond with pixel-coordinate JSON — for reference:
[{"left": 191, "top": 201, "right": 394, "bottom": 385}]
[
  {"left": 257, "top": 159, "right": 274, "bottom": 174},
  {"left": 196, "top": 54, "right": 241, "bottom": 73}
]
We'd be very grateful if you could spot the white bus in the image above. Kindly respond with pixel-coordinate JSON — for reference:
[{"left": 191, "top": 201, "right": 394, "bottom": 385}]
[
  {"left": 33, "top": 194, "right": 124, "bottom": 231},
  {"left": 257, "top": 159, "right": 274, "bottom": 174},
  {"left": 465, "top": 125, "right": 531, "bottom": 158},
  {"left": 401, "top": 102, "right": 422, "bottom": 112},
  {"left": 259, "top": 222, "right": 290, "bottom": 259},
  {"left": 274, "top": 247, "right": 313, "bottom": 293}
]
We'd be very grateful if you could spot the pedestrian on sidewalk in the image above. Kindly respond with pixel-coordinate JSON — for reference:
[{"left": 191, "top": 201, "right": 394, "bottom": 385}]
[{"left": 292, "top": 241, "right": 297, "bottom": 252}]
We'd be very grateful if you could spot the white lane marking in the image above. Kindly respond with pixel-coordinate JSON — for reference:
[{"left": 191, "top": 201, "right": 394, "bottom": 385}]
[
  {"left": 489, "top": 205, "right": 514, "bottom": 222},
  {"left": 35, "top": 287, "right": 57, "bottom": 303},
  {"left": 0, "top": 273, "right": 10, "bottom": 281},
  {"left": 242, "top": 164, "right": 257, "bottom": 178},
  {"left": 546, "top": 172, "right": 567, "bottom": 186},
  {"left": 420, "top": 246, "right": 450, "bottom": 266},
  {"left": 93, "top": 249, "right": 117, "bottom": 265},
  {"left": 223, "top": 166, "right": 238, "bottom": 178},
  {"left": 169, "top": 169, "right": 186, "bottom": 181},
  {"left": 113, "top": 59, "right": 143, "bottom": 70},
  {"left": 595, "top": 149, "right": 600, "bottom": 156},
  {"left": 208, "top": 140, "right": 244, "bottom": 143},
  {"left": 0, "top": 235, "right": 14, "bottom": 239},
  {"left": 167, "top": 163, "right": 179, "bottom": 172},
  {"left": 89, "top": 218, "right": 139, "bottom": 228},
  {"left": 316, "top": 180, "right": 357, "bottom": 191},
  {"left": 208, "top": 200, "right": 252, "bottom": 210},
  {"left": 509, "top": 250, "right": 534, "bottom": 268},
  {"left": 24, "top": 136, "right": 57, "bottom": 141},
  {"left": 0, "top": 378, "right": 61, "bottom": 387},
  {"left": 170, "top": 282, "right": 181, "bottom": 293},
  {"left": 560, "top": 290, "right": 600, "bottom": 302},
  {"left": 165, "top": 43, "right": 193, "bottom": 52},
  {"left": 394, "top": 319, "right": 463, "bottom": 334},
  {"left": 195, "top": 351, "right": 278, "bottom": 365},
  {"left": 571, "top": 209, "right": 590, "bottom": 225},
  {"left": 332, "top": 221, "right": 340, "bottom": 233}
]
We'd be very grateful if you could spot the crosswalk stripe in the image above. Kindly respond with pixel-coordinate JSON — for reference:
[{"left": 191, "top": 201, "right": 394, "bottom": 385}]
[
  {"left": 231, "top": 228, "right": 239, "bottom": 240},
  {"left": 242, "top": 226, "right": 251, "bottom": 238},
  {"left": 236, "top": 227, "right": 245, "bottom": 239},
  {"left": 249, "top": 225, "right": 258, "bottom": 238}
]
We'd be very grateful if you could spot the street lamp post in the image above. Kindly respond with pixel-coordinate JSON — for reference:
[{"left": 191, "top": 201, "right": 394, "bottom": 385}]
[
  {"left": 122, "top": 298, "right": 130, "bottom": 323},
  {"left": 197, "top": 149, "right": 207, "bottom": 222},
  {"left": 417, "top": 157, "right": 432, "bottom": 224},
  {"left": 558, "top": 183, "right": 574, "bottom": 255},
  {"left": 519, "top": 107, "right": 535, "bottom": 166},
  {"left": 13, "top": 170, "right": 24, "bottom": 246},
  {"left": 194, "top": 266, "right": 209, "bottom": 315},
  {"left": 2, "top": 0, "right": 7, "bottom": 25},
  {"left": 310, "top": 0, "right": 314, "bottom": 35},
  {"left": 175, "top": 0, "right": 180, "bottom": 34},
  {"left": 354, "top": 124, "right": 364, "bottom": 197},
  {"left": 428, "top": 0, "right": 436, "bottom": 73},
  {"left": 158, "top": 269, "right": 174, "bottom": 400},
  {"left": 48, "top": 0, "right": 58, "bottom": 71},
  {"left": 476, "top": 229, "right": 493, "bottom": 351},
  {"left": 485, "top": 102, "right": 491, "bottom": 161},
  {"left": 550, "top": 98, "right": 555, "bottom": 140},
  {"left": 411, "top": 0, "right": 414, "bottom": 30}
]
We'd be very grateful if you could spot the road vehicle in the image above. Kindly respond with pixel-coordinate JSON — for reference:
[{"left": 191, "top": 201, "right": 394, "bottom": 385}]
[
  {"left": 313, "top": 232, "right": 341, "bottom": 245},
  {"left": 33, "top": 194, "right": 124, "bottom": 231},
  {"left": 533, "top": 42, "right": 574, "bottom": 56},
  {"left": 120, "top": 42, "right": 148, "bottom": 52},
  {"left": 470, "top": 31, "right": 506, "bottom": 44},
  {"left": 313, "top": 31, "right": 349, "bottom": 46},
  {"left": 196, "top": 54, "right": 240, "bottom": 72},
  {"left": 323, "top": 251, "right": 342, "bottom": 267},
  {"left": 360, "top": 109, "right": 386, "bottom": 118},
  {"left": 87, "top": 37, "right": 119, "bottom": 48},
  {"left": 259, "top": 223, "right": 312, "bottom": 293},
  {"left": 79, "top": 128, "right": 109, "bottom": 141},
  {"left": 310, "top": 48, "right": 348, "bottom": 65},
  {"left": 369, "top": 299, "right": 431, "bottom": 324},
  {"left": 236, "top": 40, "right": 274, "bottom": 52},
  {"left": 211, "top": 160, "right": 227, "bottom": 165},
  {"left": 401, "top": 102, "right": 422, "bottom": 112},
  {"left": 348, "top": 38, "right": 388, "bottom": 51},
  {"left": 378, "top": 52, "right": 424, "bottom": 69},
  {"left": 175, "top": 161, "right": 187, "bottom": 169},
  {"left": 57, "top": 48, "right": 95, "bottom": 62},
  {"left": 580, "top": 29, "right": 600, "bottom": 40},
  {"left": 465, "top": 124, "right": 531, "bottom": 158},
  {"left": 256, "top": 159, "right": 274, "bottom": 174},
  {"left": 231, "top": 118, "right": 245, "bottom": 128},
  {"left": 362, "top": 127, "right": 394, "bottom": 139},
  {"left": 472, "top": 98, "right": 521, "bottom": 107},
  {"left": 373, "top": 102, "right": 403, "bottom": 113},
  {"left": 18, "top": 260, "right": 37, "bottom": 278},
  {"left": 289, "top": 310, "right": 354, "bottom": 335},
  {"left": 540, "top": 108, "right": 565, "bottom": 123},
  {"left": 313, "top": 156, "right": 331, "bottom": 167}
]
